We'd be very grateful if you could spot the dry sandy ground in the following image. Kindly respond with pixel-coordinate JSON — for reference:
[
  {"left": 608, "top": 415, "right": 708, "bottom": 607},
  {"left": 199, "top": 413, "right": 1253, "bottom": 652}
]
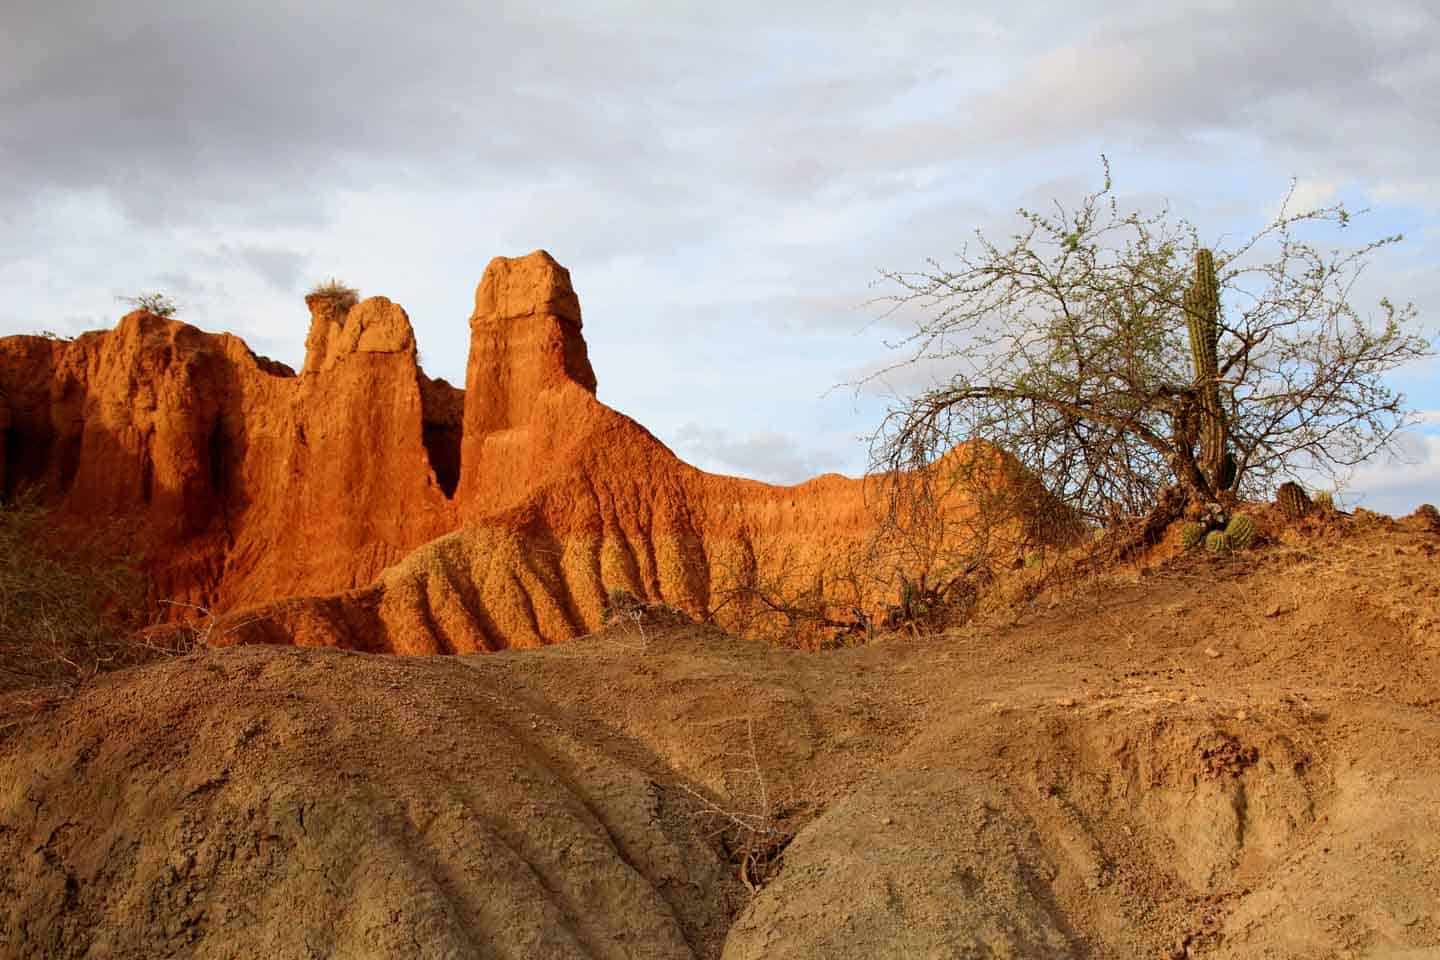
[{"left": 2, "top": 511, "right": 1438, "bottom": 958}]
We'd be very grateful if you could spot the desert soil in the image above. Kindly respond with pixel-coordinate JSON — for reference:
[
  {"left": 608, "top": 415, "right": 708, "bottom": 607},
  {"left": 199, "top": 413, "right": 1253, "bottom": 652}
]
[{"left": 2, "top": 511, "right": 1439, "bottom": 959}]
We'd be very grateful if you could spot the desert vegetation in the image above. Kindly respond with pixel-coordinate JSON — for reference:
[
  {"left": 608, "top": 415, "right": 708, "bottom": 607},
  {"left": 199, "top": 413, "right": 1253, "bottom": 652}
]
[
  {"left": 306, "top": 278, "right": 360, "bottom": 312},
  {"left": 0, "top": 492, "right": 242, "bottom": 739},
  {"left": 116, "top": 292, "right": 178, "bottom": 318},
  {"left": 868, "top": 162, "right": 1430, "bottom": 560},
  {"left": 704, "top": 165, "right": 1435, "bottom": 646},
  {"left": 0, "top": 492, "right": 150, "bottom": 726}
]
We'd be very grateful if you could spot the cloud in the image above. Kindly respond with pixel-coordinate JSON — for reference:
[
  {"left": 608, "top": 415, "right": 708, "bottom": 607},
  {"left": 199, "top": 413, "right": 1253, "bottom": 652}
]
[
  {"left": 229, "top": 245, "right": 305, "bottom": 293},
  {"left": 953, "top": 2, "right": 1440, "bottom": 203},
  {"left": 1342, "top": 431, "right": 1440, "bottom": 515},
  {"left": 0, "top": 1, "right": 691, "bottom": 229},
  {"left": 152, "top": 271, "right": 202, "bottom": 295},
  {"left": 2, "top": 0, "right": 1436, "bottom": 497},
  {"left": 671, "top": 423, "right": 842, "bottom": 485},
  {"left": 1265, "top": 177, "right": 1343, "bottom": 222}
]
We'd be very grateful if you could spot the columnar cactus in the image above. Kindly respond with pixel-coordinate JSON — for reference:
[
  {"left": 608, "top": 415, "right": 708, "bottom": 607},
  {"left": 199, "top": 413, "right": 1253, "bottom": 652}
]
[
  {"left": 1185, "top": 251, "right": 1219, "bottom": 395},
  {"left": 1184, "top": 250, "right": 1234, "bottom": 494}
]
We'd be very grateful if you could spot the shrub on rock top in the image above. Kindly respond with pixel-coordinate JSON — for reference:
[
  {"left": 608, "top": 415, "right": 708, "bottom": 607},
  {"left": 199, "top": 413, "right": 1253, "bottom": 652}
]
[
  {"left": 306, "top": 279, "right": 360, "bottom": 313},
  {"left": 116, "top": 293, "right": 177, "bottom": 318}
]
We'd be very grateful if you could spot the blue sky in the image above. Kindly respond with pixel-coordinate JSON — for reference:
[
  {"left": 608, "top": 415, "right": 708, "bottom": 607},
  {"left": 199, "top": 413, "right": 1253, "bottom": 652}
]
[{"left": 3, "top": 0, "right": 1436, "bottom": 512}]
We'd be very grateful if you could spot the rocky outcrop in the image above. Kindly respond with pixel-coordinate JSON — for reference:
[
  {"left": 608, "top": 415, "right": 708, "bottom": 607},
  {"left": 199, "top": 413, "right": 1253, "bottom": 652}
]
[
  {"left": 1, "top": 251, "right": 1040, "bottom": 651},
  {"left": 1, "top": 295, "right": 454, "bottom": 610}
]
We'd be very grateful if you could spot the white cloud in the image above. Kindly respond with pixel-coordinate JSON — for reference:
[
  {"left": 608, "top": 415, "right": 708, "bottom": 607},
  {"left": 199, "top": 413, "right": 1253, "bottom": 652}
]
[
  {"left": 671, "top": 423, "right": 849, "bottom": 485},
  {"left": 1339, "top": 432, "right": 1440, "bottom": 515},
  {"left": 2, "top": 0, "right": 1437, "bottom": 493},
  {"left": 1269, "top": 178, "right": 1343, "bottom": 221}
]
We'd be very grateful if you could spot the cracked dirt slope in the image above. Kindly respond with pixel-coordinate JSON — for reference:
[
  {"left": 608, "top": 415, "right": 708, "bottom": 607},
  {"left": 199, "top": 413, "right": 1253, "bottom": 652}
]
[{"left": 2, "top": 510, "right": 1439, "bottom": 958}]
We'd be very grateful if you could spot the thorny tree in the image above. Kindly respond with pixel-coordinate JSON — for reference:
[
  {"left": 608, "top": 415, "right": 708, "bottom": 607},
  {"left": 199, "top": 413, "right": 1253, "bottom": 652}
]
[{"left": 868, "top": 162, "right": 1431, "bottom": 540}]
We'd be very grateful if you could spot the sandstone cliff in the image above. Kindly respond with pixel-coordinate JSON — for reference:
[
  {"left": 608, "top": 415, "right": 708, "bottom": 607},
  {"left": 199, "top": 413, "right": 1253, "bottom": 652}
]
[
  {"left": 0, "top": 252, "right": 1022, "bottom": 652},
  {"left": 1, "top": 295, "right": 454, "bottom": 612}
]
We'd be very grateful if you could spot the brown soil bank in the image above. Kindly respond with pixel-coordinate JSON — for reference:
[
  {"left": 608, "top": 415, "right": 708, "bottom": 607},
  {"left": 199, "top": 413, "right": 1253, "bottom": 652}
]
[{"left": 3, "top": 512, "right": 1438, "bottom": 958}]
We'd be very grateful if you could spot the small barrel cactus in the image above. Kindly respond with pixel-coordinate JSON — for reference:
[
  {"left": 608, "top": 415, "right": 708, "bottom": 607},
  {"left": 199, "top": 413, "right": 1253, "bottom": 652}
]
[
  {"left": 1276, "top": 482, "right": 1312, "bottom": 519},
  {"left": 1205, "top": 530, "right": 1231, "bottom": 553},
  {"left": 1225, "top": 514, "right": 1257, "bottom": 550},
  {"left": 1181, "top": 522, "right": 1206, "bottom": 549}
]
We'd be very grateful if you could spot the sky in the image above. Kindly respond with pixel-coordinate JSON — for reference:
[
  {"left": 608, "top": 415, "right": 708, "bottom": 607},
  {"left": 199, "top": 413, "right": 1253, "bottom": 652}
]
[{"left": 3, "top": 0, "right": 1437, "bottom": 513}]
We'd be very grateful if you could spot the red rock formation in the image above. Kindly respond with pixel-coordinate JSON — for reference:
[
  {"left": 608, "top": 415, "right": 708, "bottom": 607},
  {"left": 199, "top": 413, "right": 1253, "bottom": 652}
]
[
  {"left": 1, "top": 251, "right": 1048, "bottom": 652},
  {"left": 1, "top": 297, "right": 454, "bottom": 609}
]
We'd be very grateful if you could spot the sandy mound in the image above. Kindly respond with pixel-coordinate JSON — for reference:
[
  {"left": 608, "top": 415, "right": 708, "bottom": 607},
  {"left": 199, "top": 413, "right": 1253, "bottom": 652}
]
[
  {"left": 0, "top": 647, "right": 741, "bottom": 959},
  {"left": 4, "top": 513, "right": 1438, "bottom": 958}
]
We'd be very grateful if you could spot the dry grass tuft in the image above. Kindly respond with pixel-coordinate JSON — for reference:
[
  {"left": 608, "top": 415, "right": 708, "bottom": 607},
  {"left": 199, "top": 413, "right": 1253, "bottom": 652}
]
[
  {"left": 0, "top": 491, "right": 203, "bottom": 737},
  {"left": 0, "top": 491, "right": 149, "bottom": 694},
  {"left": 306, "top": 279, "right": 360, "bottom": 312}
]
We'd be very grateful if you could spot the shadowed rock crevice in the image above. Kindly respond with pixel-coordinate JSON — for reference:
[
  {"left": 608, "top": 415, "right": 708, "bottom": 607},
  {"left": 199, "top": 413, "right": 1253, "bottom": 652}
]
[
  {"left": 419, "top": 375, "right": 464, "bottom": 500},
  {"left": 54, "top": 432, "right": 82, "bottom": 496},
  {"left": 3, "top": 422, "right": 42, "bottom": 498}
]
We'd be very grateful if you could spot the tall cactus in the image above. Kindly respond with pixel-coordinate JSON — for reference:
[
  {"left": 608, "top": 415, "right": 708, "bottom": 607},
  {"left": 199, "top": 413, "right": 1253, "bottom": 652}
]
[{"left": 1183, "top": 249, "right": 1233, "bottom": 495}]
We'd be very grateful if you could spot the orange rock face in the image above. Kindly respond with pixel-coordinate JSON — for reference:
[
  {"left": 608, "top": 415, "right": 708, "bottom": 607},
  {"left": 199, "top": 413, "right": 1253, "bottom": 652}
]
[
  {"left": 0, "top": 251, "right": 1016, "bottom": 652},
  {"left": 1, "top": 293, "right": 455, "bottom": 611}
]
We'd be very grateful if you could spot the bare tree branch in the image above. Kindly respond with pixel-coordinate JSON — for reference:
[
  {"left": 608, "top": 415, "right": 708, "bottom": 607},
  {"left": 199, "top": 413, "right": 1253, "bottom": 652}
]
[{"left": 862, "top": 162, "right": 1432, "bottom": 529}]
